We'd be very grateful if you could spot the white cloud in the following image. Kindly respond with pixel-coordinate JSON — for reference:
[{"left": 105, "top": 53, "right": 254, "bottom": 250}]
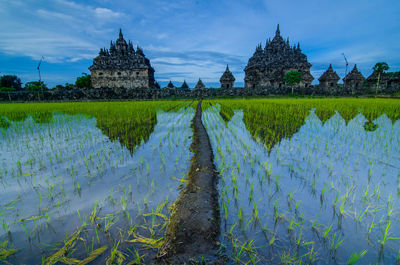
[
  {"left": 94, "top": 7, "right": 123, "bottom": 19},
  {"left": 0, "top": 0, "right": 126, "bottom": 63}
]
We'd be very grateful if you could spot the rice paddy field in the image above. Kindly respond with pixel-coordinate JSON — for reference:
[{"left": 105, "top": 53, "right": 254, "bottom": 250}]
[{"left": 0, "top": 98, "right": 400, "bottom": 264}]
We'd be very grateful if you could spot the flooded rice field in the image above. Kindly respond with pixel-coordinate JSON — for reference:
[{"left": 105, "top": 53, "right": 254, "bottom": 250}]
[
  {"left": 0, "top": 101, "right": 194, "bottom": 264},
  {"left": 0, "top": 98, "right": 399, "bottom": 264},
  {"left": 203, "top": 101, "right": 400, "bottom": 265}
]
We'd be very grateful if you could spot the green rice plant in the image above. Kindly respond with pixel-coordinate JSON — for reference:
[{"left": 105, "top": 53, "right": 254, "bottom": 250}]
[
  {"left": 379, "top": 221, "right": 400, "bottom": 247},
  {"left": 126, "top": 247, "right": 145, "bottom": 265},
  {"left": 228, "top": 222, "right": 237, "bottom": 237},
  {"left": 333, "top": 191, "right": 340, "bottom": 208},
  {"left": 386, "top": 193, "right": 394, "bottom": 218},
  {"left": 0, "top": 116, "right": 11, "bottom": 129},
  {"left": 106, "top": 240, "right": 126, "bottom": 265},
  {"left": 355, "top": 205, "right": 370, "bottom": 223},
  {"left": 280, "top": 250, "right": 299, "bottom": 265},
  {"left": 339, "top": 197, "right": 347, "bottom": 217},
  {"left": 249, "top": 182, "right": 254, "bottom": 202},
  {"left": 121, "top": 194, "right": 127, "bottom": 212},
  {"left": 329, "top": 233, "right": 343, "bottom": 252},
  {"left": 104, "top": 214, "right": 118, "bottom": 232},
  {"left": 323, "top": 225, "right": 332, "bottom": 239},
  {"left": 320, "top": 186, "right": 326, "bottom": 204},
  {"left": 303, "top": 246, "right": 317, "bottom": 264},
  {"left": 0, "top": 213, "right": 10, "bottom": 233},
  {"left": 90, "top": 202, "right": 99, "bottom": 224},
  {"left": 368, "top": 217, "right": 376, "bottom": 235},
  {"left": 347, "top": 250, "right": 367, "bottom": 265},
  {"left": 126, "top": 232, "right": 164, "bottom": 250},
  {"left": 287, "top": 190, "right": 294, "bottom": 208},
  {"left": 77, "top": 210, "right": 87, "bottom": 228},
  {"left": 0, "top": 240, "right": 19, "bottom": 260},
  {"left": 222, "top": 201, "right": 228, "bottom": 221},
  {"left": 238, "top": 201, "right": 243, "bottom": 222},
  {"left": 44, "top": 230, "right": 81, "bottom": 265}
]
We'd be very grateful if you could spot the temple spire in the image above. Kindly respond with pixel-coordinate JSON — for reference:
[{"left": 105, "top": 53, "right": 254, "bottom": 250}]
[
  {"left": 119, "top": 28, "right": 123, "bottom": 39},
  {"left": 275, "top": 24, "right": 280, "bottom": 36},
  {"left": 226, "top": 64, "right": 230, "bottom": 71}
]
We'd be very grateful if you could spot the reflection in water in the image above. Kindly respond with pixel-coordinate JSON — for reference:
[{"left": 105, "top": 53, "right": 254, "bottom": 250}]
[
  {"left": 0, "top": 108, "right": 195, "bottom": 264},
  {"left": 203, "top": 106, "right": 400, "bottom": 265},
  {"left": 31, "top": 111, "right": 54, "bottom": 123},
  {"left": 96, "top": 114, "right": 157, "bottom": 153},
  {"left": 242, "top": 103, "right": 310, "bottom": 152}
]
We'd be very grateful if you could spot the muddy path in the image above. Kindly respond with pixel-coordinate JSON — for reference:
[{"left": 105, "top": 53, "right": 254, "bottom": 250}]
[{"left": 157, "top": 101, "right": 223, "bottom": 264}]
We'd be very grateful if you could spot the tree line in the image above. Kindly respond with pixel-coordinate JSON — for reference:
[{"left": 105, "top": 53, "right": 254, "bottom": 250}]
[{"left": 0, "top": 73, "right": 92, "bottom": 92}]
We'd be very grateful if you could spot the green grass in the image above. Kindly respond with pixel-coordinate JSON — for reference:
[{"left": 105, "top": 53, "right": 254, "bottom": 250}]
[
  {"left": 204, "top": 98, "right": 400, "bottom": 151},
  {"left": 0, "top": 100, "right": 192, "bottom": 152}
]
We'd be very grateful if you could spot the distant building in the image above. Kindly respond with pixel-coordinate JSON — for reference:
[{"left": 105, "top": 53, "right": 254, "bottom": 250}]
[
  {"left": 318, "top": 64, "right": 340, "bottom": 88},
  {"left": 195, "top": 78, "right": 205, "bottom": 89},
  {"left": 181, "top": 80, "right": 189, "bottom": 89},
  {"left": 167, "top": 81, "right": 175, "bottom": 88},
  {"left": 89, "top": 29, "right": 155, "bottom": 89},
  {"left": 366, "top": 71, "right": 400, "bottom": 89},
  {"left": 343, "top": 65, "right": 365, "bottom": 89},
  {"left": 244, "top": 24, "right": 313, "bottom": 88},
  {"left": 220, "top": 65, "right": 235, "bottom": 88}
]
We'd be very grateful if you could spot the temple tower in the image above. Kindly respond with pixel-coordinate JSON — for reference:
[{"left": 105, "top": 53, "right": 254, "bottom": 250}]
[
  {"left": 89, "top": 29, "right": 155, "bottom": 89},
  {"left": 244, "top": 24, "right": 313, "bottom": 88},
  {"left": 220, "top": 65, "right": 235, "bottom": 88}
]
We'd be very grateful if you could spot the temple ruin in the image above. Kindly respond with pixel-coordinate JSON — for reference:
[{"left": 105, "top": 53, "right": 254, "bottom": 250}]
[
  {"left": 244, "top": 25, "right": 314, "bottom": 88},
  {"left": 343, "top": 65, "right": 365, "bottom": 89},
  {"left": 89, "top": 29, "right": 155, "bottom": 89},
  {"left": 220, "top": 65, "right": 235, "bottom": 88},
  {"left": 319, "top": 64, "right": 340, "bottom": 88}
]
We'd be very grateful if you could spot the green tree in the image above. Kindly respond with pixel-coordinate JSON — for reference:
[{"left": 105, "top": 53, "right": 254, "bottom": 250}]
[
  {"left": 0, "top": 86, "right": 15, "bottom": 101},
  {"left": 65, "top": 83, "right": 75, "bottom": 89},
  {"left": 0, "top": 75, "right": 22, "bottom": 90},
  {"left": 24, "top": 81, "right": 47, "bottom": 91},
  {"left": 75, "top": 73, "right": 91, "bottom": 88},
  {"left": 372, "top": 62, "right": 389, "bottom": 94},
  {"left": 284, "top": 71, "right": 302, "bottom": 94}
]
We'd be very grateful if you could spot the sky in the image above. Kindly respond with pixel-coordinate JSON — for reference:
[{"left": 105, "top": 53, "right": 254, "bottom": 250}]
[{"left": 0, "top": 0, "right": 399, "bottom": 88}]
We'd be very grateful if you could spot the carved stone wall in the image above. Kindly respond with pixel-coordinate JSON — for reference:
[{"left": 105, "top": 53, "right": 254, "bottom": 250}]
[
  {"left": 1, "top": 84, "right": 398, "bottom": 102},
  {"left": 91, "top": 69, "right": 151, "bottom": 89},
  {"left": 89, "top": 29, "right": 155, "bottom": 89},
  {"left": 244, "top": 25, "right": 314, "bottom": 88}
]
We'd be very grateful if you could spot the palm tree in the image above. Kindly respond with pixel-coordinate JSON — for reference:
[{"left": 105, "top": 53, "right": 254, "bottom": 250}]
[{"left": 372, "top": 62, "right": 389, "bottom": 94}]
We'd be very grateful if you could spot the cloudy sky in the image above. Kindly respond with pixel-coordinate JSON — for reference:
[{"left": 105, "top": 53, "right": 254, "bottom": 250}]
[{"left": 1, "top": 0, "right": 399, "bottom": 88}]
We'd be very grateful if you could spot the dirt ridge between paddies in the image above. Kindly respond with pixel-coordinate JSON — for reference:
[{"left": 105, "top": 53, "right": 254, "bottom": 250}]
[{"left": 157, "top": 101, "right": 224, "bottom": 264}]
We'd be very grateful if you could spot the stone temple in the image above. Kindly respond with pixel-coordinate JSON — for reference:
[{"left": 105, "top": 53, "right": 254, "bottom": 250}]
[
  {"left": 343, "top": 65, "right": 365, "bottom": 89},
  {"left": 220, "top": 65, "right": 235, "bottom": 88},
  {"left": 318, "top": 64, "right": 340, "bottom": 88},
  {"left": 244, "top": 25, "right": 314, "bottom": 88},
  {"left": 89, "top": 29, "right": 155, "bottom": 89}
]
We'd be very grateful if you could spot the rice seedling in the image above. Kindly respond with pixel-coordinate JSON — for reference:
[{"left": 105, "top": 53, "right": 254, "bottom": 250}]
[
  {"left": 379, "top": 221, "right": 400, "bottom": 247},
  {"left": 2, "top": 98, "right": 399, "bottom": 264},
  {"left": 126, "top": 247, "right": 146, "bottom": 265},
  {"left": 106, "top": 240, "right": 126, "bottom": 265},
  {"left": 328, "top": 233, "right": 343, "bottom": 252},
  {"left": 347, "top": 250, "right": 367, "bottom": 265},
  {"left": 0, "top": 240, "right": 19, "bottom": 260},
  {"left": 323, "top": 225, "right": 332, "bottom": 239}
]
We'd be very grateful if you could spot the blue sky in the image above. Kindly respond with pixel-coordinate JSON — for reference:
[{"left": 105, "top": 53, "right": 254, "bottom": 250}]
[{"left": 1, "top": 0, "right": 399, "bottom": 88}]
